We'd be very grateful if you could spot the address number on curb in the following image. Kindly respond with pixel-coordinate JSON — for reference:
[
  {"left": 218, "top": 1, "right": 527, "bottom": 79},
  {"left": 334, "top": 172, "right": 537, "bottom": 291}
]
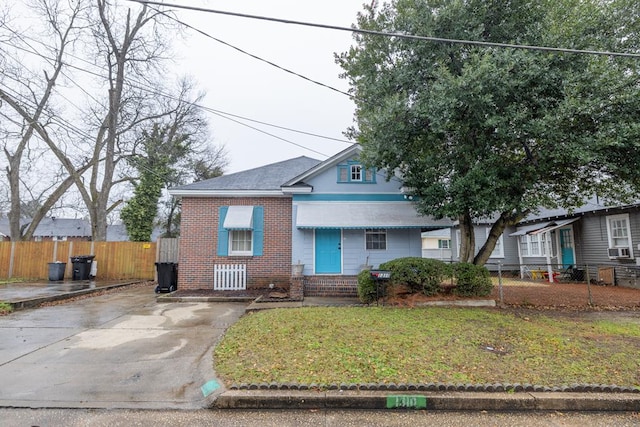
[{"left": 386, "top": 395, "right": 427, "bottom": 409}]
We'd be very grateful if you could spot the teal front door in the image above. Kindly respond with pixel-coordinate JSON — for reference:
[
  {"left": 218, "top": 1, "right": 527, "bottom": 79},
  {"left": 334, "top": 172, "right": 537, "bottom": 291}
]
[
  {"left": 315, "top": 229, "right": 341, "bottom": 274},
  {"left": 559, "top": 228, "right": 575, "bottom": 268}
]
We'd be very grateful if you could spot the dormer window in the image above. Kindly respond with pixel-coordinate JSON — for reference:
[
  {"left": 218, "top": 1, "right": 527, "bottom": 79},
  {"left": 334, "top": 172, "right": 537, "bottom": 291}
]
[
  {"left": 337, "top": 161, "right": 376, "bottom": 184},
  {"left": 351, "top": 165, "right": 362, "bottom": 181}
]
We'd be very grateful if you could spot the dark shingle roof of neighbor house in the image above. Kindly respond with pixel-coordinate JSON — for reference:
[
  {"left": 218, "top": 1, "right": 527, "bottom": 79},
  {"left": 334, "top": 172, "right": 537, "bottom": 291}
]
[
  {"left": 32, "top": 218, "right": 92, "bottom": 237},
  {"left": 170, "top": 156, "right": 321, "bottom": 192},
  {"left": 520, "top": 197, "right": 640, "bottom": 224},
  {"left": 0, "top": 218, "right": 91, "bottom": 239}
]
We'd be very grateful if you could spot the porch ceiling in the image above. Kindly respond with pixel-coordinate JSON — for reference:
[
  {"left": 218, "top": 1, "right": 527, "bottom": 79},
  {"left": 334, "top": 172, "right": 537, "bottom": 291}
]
[{"left": 510, "top": 217, "right": 579, "bottom": 236}]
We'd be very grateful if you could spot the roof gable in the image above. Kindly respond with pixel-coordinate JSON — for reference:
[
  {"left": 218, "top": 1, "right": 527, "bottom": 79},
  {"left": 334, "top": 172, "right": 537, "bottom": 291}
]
[{"left": 282, "top": 145, "right": 362, "bottom": 188}]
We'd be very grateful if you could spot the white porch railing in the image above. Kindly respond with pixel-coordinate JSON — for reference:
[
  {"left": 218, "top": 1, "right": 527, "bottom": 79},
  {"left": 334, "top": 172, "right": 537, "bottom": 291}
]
[
  {"left": 214, "top": 264, "right": 247, "bottom": 290},
  {"left": 422, "top": 248, "right": 453, "bottom": 260}
]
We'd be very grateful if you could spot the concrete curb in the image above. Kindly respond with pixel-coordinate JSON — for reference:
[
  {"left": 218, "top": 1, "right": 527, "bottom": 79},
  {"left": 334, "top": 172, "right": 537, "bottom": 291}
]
[{"left": 212, "top": 390, "right": 640, "bottom": 412}]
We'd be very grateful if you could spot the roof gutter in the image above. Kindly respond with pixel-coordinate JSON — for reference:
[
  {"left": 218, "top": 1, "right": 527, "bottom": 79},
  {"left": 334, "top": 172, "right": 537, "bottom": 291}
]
[{"left": 168, "top": 189, "right": 289, "bottom": 198}]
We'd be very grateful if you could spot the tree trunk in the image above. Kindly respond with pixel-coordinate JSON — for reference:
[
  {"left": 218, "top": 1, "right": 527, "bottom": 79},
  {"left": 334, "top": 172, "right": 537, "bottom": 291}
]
[{"left": 458, "top": 211, "right": 475, "bottom": 263}]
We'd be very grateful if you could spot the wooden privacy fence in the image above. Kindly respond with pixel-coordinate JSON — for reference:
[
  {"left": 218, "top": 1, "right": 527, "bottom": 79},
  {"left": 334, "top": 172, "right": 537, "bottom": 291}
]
[{"left": 0, "top": 240, "right": 162, "bottom": 280}]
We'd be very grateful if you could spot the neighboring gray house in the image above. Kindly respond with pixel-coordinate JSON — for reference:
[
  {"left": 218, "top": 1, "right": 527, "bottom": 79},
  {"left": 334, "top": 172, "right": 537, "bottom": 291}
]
[
  {"left": 450, "top": 218, "right": 520, "bottom": 270},
  {"left": 106, "top": 223, "right": 164, "bottom": 241},
  {"left": 0, "top": 217, "right": 92, "bottom": 241},
  {"left": 449, "top": 200, "right": 640, "bottom": 287},
  {"left": 509, "top": 200, "right": 640, "bottom": 288},
  {"left": 32, "top": 217, "right": 92, "bottom": 241}
]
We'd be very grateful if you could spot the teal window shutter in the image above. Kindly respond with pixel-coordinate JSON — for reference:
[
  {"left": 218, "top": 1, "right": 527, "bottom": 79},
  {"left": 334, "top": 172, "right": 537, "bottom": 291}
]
[
  {"left": 253, "top": 206, "right": 264, "bottom": 256},
  {"left": 217, "top": 206, "right": 229, "bottom": 256}
]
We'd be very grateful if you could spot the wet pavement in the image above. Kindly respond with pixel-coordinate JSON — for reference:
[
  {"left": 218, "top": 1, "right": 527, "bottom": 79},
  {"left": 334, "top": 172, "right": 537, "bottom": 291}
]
[
  {"left": 0, "top": 284, "right": 247, "bottom": 409},
  {"left": 0, "top": 280, "right": 140, "bottom": 310}
]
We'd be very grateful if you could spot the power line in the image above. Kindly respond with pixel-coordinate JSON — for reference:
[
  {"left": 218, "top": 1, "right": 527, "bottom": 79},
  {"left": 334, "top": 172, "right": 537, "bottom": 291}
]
[
  {"left": 130, "top": 0, "right": 640, "bottom": 59},
  {"left": 151, "top": 6, "right": 355, "bottom": 101},
  {"left": 4, "top": 37, "right": 352, "bottom": 153}
]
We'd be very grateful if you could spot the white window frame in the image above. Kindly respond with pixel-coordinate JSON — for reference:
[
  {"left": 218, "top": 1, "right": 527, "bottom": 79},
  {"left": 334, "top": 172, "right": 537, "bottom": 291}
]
[
  {"left": 518, "top": 234, "right": 544, "bottom": 258},
  {"left": 365, "top": 228, "right": 387, "bottom": 250},
  {"left": 229, "top": 229, "right": 253, "bottom": 256},
  {"left": 438, "top": 239, "right": 451, "bottom": 249},
  {"left": 350, "top": 164, "right": 362, "bottom": 181},
  {"left": 606, "top": 213, "right": 633, "bottom": 257},
  {"left": 487, "top": 228, "right": 504, "bottom": 258}
]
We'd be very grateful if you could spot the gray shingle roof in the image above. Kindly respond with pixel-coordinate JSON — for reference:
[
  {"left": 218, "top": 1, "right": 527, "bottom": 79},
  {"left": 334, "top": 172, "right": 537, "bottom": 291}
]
[
  {"left": 170, "top": 156, "right": 321, "bottom": 193},
  {"left": 33, "top": 218, "right": 92, "bottom": 237},
  {"left": 0, "top": 218, "right": 90, "bottom": 239},
  {"left": 520, "top": 197, "right": 640, "bottom": 224}
]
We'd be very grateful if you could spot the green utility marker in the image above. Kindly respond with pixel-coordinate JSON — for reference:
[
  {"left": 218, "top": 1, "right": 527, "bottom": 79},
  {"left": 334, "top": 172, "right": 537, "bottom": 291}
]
[
  {"left": 201, "top": 380, "right": 220, "bottom": 397},
  {"left": 386, "top": 395, "right": 427, "bottom": 409}
]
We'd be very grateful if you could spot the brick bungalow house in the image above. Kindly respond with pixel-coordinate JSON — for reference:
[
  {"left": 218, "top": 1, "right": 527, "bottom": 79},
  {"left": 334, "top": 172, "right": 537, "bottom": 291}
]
[{"left": 169, "top": 145, "right": 451, "bottom": 297}]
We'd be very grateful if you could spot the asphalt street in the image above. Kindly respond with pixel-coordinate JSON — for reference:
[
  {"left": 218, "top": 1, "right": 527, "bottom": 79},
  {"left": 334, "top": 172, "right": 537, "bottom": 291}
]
[
  {"left": 0, "top": 284, "right": 247, "bottom": 409},
  {"left": 2, "top": 408, "right": 640, "bottom": 426}
]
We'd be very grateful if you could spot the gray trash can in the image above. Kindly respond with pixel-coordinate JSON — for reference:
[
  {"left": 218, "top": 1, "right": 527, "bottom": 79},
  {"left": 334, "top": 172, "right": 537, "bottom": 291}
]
[
  {"left": 48, "top": 262, "right": 66, "bottom": 281},
  {"left": 70, "top": 255, "right": 95, "bottom": 280}
]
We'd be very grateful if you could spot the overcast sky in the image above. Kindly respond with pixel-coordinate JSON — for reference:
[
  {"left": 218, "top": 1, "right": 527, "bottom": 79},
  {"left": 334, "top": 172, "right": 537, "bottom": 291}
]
[{"left": 161, "top": 0, "right": 366, "bottom": 173}]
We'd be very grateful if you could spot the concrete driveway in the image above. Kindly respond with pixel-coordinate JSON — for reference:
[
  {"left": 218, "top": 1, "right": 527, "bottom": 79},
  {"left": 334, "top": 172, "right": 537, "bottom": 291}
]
[{"left": 0, "top": 284, "right": 247, "bottom": 409}]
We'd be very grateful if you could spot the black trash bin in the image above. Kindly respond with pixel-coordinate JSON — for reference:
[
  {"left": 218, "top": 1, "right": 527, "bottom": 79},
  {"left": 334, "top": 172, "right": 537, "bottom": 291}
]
[
  {"left": 155, "top": 262, "right": 178, "bottom": 293},
  {"left": 70, "top": 255, "right": 95, "bottom": 280},
  {"left": 48, "top": 262, "right": 66, "bottom": 281}
]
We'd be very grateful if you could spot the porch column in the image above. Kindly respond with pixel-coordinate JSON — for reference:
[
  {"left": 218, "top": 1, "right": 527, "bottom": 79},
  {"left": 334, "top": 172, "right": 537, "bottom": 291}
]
[
  {"left": 544, "top": 232, "right": 554, "bottom": 283},
  {"left": 290, "top": 276, "right": 304, "bottom": 301}
]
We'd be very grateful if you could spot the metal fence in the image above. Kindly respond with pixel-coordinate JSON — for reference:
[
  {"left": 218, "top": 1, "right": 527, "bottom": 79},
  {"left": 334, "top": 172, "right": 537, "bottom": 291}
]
[{"left": 484, "top": 262, "right": 640, "bottom": 308}]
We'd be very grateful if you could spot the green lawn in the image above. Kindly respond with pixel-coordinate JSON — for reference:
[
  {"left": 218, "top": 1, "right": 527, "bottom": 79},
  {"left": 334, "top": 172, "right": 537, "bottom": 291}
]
[{"left": 214, "top": 307, "right": 640, "bottom": 388}]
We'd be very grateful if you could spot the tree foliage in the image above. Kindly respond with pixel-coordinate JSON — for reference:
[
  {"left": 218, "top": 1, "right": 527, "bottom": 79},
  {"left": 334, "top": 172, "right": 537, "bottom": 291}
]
[
  {"left": 121, "top": 80, "right": 228, "bottom": 240},
  {"left": 120, "top": 124, "right": 180, "bottom": 241},
  {"left": 338, "top": 0, "right": 640, "bottom": 265}
]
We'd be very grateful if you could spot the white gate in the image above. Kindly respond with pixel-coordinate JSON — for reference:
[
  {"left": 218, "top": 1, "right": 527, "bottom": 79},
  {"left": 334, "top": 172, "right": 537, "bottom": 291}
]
[{"left": 214, "top": 264, "right": 247, "bottom": 290}]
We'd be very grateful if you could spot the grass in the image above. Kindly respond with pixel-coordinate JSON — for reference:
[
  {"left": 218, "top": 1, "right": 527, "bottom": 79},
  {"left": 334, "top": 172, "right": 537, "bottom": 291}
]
[
  {"left": 213, "top": 307, "right": 640, "bottom": 388},
  {"left": 0, "top": 278, "right": 28, "bottom": 286},
  {"left": 0, "top": 302, "right": 13, "bottom": 315}
]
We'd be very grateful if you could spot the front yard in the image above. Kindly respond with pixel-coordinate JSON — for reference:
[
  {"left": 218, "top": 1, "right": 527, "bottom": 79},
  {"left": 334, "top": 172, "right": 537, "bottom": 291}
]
[{"left": 213, "top": 306, "right": 640, "bottom": 389}]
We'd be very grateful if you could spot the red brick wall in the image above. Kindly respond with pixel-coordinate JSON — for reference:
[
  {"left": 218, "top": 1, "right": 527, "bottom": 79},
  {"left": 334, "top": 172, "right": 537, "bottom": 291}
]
[{"left": 178, "top": 196, "right": 292, "bottom": 290}]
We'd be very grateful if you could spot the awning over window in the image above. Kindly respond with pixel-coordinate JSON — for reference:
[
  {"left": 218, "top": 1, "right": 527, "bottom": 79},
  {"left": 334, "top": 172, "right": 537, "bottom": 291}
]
[
  {"left": 510, "top": 217, "right": 579, "bottom": 236},
  {"left": 295, "top": 202, "right": 451, "bottom": 229},
  {"left": 223, "top": 206, "right": 254, "bottom": 230}
]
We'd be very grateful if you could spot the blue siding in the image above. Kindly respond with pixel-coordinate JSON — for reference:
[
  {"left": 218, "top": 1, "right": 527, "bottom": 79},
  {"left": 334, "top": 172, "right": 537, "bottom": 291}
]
[
  {"left": 290, "top": 154, "right": 426, "bottom": 275},
  {"left": 293, "top": 194, "right": 406, "bottom": 202},
  {"left": 340, "top": 229, "right": 422, "bottom": 275},
  {"left": 305, "top": 157, "right": 402, "bottom": 195}
]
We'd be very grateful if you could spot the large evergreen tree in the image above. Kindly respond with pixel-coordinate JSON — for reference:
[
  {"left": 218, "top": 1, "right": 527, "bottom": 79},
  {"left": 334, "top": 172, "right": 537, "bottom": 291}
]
[{"left": 338, "top": 0, "right": 640, "bottom": 264}]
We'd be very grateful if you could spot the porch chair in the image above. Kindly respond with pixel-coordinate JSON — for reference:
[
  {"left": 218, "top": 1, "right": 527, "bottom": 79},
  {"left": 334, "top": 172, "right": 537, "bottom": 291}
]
[{"left": 555, "top": 265, "right": 574, "bottom": 282}]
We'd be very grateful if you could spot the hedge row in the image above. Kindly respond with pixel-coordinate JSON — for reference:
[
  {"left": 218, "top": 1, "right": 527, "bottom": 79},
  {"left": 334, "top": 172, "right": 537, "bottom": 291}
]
[{"left": 357, "top": 257, "right": 492, "bottom": 304}]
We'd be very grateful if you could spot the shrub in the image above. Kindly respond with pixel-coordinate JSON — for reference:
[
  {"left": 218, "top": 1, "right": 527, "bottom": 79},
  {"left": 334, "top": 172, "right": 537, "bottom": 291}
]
[
  {"left": 0, "top": 302, "right": 13, "bottom": 315},
  {"left": 380, "top": 257, "right": 451, "bottom": 296},
  {"left": 357, "top": 269, "right": 386, "bottom": 304},
  {"left": 452, "top": 262, "right": 493, "bottom": 297}
]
